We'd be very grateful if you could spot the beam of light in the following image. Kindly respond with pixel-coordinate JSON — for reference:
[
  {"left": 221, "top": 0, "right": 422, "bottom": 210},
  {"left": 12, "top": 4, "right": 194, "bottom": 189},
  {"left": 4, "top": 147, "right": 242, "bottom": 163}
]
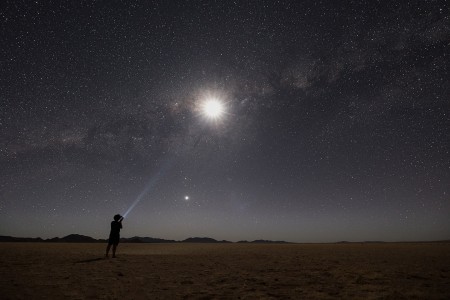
[{"left": 122, "top": 158, "right": 175, "bottom": 218}]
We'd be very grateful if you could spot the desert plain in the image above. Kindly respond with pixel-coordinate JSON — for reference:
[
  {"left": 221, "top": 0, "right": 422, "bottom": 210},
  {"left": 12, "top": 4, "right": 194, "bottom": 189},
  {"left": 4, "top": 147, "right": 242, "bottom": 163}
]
[{"left": 1, "top": 242, "right": 449, "bottom": 299}]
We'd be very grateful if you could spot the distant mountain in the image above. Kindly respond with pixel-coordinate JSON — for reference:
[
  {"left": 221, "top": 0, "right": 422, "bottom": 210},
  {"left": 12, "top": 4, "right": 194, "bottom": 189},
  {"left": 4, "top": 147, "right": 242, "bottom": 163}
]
[
  {"left": 0, "top": 236, "right": 44, "bottom": 242},
  {"left": 335, "top": 241, "right": 386, "bottom": 244},
  {"left": 121, "top": 236, "right": 176, "bottom": 243},
  {"left": 1, "top": 234, "right": 287, "bottom": 244},
  {"left": 237, "top": 239, "right": 290, "bottom": 244},
  {"left": 363, "top": 241, "right": 386, "bottom": 244},
  {"left": 0, "top": 234, "right": 99, "bottom": 243},
  {"left": 46, "top": 234, "right": 100, "bottom": 243},
  {"left": 182, "top": 237, "right": 231, "bottom": 243}
]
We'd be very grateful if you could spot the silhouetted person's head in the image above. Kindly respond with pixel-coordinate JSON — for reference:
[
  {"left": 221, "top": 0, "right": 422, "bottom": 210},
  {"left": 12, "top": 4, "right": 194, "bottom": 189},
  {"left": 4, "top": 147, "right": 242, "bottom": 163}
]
[{"left": 114, "top": 214, "right": 122, "bottom": 221}]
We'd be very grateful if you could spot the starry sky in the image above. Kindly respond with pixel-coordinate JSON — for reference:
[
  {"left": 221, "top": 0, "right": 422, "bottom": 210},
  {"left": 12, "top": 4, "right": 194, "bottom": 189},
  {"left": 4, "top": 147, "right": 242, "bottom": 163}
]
[{"left": 1, "top": 0, "right": 449, "bottom": 242}]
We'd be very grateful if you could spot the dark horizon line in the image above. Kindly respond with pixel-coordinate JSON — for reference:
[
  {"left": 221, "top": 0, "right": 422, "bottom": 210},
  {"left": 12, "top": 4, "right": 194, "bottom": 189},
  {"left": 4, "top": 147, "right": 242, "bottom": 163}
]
[{"left": 1, "top": 234, "right": 449, "bottom": 244}]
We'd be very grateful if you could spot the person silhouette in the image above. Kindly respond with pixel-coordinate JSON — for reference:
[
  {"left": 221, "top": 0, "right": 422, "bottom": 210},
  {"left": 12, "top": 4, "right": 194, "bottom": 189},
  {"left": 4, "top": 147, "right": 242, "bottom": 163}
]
[{"left": 105, "top": 214, "right": 123, "bottom": 258}]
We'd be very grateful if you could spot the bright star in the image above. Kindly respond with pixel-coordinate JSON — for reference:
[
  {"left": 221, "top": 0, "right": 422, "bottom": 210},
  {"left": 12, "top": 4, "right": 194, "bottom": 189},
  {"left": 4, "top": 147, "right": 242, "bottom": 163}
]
[{"left": 184, "top": 196, "right": 189, "bottom": 201}]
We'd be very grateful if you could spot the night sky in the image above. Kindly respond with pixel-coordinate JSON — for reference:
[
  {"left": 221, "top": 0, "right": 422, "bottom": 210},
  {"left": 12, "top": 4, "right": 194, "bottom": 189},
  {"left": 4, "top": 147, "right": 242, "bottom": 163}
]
[{"left": 1, "top": 1, "right": 449, "bottom": 242}]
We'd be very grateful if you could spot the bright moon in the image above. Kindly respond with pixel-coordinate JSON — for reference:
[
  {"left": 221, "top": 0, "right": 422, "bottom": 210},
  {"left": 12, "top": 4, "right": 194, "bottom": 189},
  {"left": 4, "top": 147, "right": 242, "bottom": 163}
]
[
  {"left": 184, "top": 196, "right": 189, "bottom": 201},
  {"left": 202, "top": 99, "right": 224, "bottom": 120}
]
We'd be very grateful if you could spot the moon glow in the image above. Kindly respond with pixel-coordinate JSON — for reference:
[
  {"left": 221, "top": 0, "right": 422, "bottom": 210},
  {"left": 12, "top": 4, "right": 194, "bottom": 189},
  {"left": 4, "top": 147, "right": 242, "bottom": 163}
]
[{"left": 202, "top": 98, "right": 224, "bottom": 120}]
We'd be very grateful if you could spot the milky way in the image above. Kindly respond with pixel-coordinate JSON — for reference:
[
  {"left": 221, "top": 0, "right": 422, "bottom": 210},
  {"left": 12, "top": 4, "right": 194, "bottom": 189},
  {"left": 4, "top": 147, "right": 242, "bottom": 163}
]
[{"left": 1, "top": 1, "right": 449, "bottom": 242}]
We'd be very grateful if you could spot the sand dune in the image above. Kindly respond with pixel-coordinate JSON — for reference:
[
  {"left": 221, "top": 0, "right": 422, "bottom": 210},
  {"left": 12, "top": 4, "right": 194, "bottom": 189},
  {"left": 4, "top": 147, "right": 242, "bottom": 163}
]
[{"left": 1, "top": 243, "right": 449, "bottom": 299}]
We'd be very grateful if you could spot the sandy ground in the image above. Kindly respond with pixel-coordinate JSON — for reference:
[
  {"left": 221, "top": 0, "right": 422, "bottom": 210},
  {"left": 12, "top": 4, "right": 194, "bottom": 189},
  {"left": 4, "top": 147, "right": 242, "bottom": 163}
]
[{"left": 0, "top": 243, "right": 449, "bottom": 299}]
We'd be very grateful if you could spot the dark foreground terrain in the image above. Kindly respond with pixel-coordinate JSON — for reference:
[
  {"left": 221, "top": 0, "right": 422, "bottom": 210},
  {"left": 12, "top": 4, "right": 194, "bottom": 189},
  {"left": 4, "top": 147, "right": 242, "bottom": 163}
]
[{"left": 1, "top": 243, "right": 449, "bottom": 299}]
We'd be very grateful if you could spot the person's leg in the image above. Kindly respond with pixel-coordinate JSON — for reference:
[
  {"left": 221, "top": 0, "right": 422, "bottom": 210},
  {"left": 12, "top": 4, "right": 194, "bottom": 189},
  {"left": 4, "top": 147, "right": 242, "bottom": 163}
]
[
  {"left": 106, "top": 244, "right": 111, "bottom": 257},
  {"left": 112, "top": 244, "right": 117, "bottom": 257}
]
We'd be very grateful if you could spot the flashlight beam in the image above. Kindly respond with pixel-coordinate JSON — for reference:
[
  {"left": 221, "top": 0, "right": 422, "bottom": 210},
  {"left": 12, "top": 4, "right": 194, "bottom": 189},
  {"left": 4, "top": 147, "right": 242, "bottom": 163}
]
[{"left": 122, "top": 158, "right": 175, "bottom": 218}]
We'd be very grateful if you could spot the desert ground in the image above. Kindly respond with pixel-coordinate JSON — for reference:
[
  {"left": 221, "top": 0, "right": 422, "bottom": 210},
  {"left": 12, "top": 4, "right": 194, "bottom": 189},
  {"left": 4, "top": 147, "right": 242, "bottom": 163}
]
[{"left": 1, "top": 242, "right": 449, "bottom": 299}]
